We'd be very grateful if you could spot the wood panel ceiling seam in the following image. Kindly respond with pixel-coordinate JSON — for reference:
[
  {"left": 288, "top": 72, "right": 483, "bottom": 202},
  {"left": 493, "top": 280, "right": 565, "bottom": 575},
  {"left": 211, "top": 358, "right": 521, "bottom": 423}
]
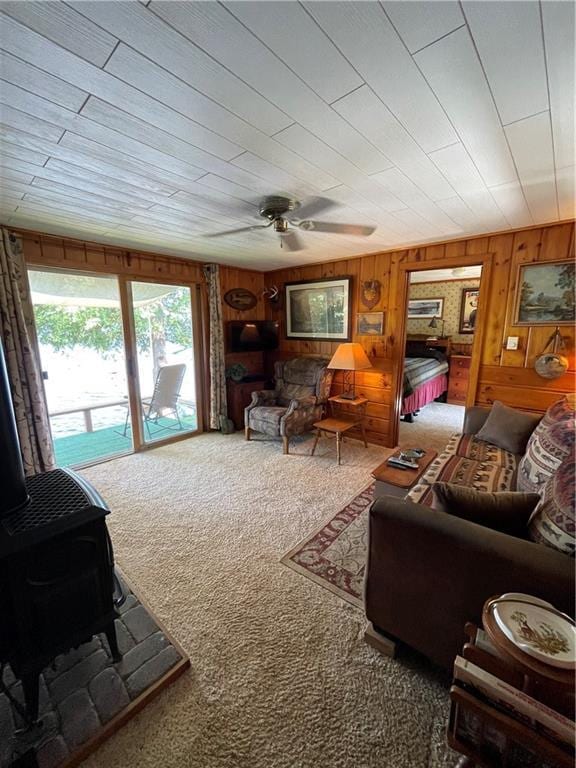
[
  {"left": 150, "top": 1, "right": 395, "bottom": 176},
  {"left": 372, "top": 16, "right": 518, "bottom": 230},
  {"left": 68, "top": 0, "right": 294, "bottom": 137},
  {"left": 454, "top": 9, "right": 545, "bottom": 225}
]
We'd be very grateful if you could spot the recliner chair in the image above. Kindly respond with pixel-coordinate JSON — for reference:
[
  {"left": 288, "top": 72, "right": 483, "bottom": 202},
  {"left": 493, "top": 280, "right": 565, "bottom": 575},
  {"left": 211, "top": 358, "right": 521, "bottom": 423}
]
[{"left": 244, "top": 357, "right": 334, "bottom": 454}]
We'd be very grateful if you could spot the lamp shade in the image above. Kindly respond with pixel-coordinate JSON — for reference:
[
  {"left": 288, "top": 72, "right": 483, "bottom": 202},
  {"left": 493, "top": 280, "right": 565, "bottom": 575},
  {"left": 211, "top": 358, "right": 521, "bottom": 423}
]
[
  {"left": 428, "top": 316, "right": 438, "bottom": 328},
  {"left": 328, "top": 343, "right": 372, "bottom": 371}
]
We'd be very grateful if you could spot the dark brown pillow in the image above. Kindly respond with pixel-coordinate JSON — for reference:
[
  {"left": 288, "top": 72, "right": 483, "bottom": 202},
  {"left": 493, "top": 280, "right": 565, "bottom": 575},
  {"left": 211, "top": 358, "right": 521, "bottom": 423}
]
[
  {"left": 432, "top": 482, "right": 540, "bottom": 537},
  {"left": 475, "top": 400, "right": 541, "bottom": 455}
]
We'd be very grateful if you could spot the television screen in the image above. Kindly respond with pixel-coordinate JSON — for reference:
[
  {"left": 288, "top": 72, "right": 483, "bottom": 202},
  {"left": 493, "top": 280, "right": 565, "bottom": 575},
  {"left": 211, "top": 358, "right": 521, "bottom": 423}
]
[{"left": 227, "top": 321, "right": 279, "bottom": 352}]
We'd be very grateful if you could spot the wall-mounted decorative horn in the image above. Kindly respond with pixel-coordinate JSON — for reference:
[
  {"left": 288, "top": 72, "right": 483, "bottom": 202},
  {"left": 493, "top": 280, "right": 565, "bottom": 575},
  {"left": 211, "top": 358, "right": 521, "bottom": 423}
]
[
  {"left": 262, "top": 285, "right": 279, "bottom": 301},
  {"left": 263, "top": 284, "right": 282, "bottom": 311}
]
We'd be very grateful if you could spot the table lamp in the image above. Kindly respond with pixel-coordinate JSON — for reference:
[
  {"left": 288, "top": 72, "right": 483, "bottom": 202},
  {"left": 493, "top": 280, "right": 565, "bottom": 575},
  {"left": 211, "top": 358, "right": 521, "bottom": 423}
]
[
  {"left": 428, "top": 315, "right": 445, "bottom": 338},
  {"left": 328, "top": 343, "right": 372, "bottom": 400}
]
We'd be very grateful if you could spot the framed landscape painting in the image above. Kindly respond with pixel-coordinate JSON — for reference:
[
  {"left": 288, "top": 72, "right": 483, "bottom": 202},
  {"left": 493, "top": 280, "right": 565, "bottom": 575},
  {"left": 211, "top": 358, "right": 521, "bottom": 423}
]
[
  {"left": 285, "top": 277, "right": 352, "bottom": 340},
  {"left": 357, "top": 312, "right": 384, "bottom": 336},
  {"left": 407, "top": 298, "right": 444, "bottom": 319},
  {"left": 514, "top": 261, "right": 575, "bottom": 325}
]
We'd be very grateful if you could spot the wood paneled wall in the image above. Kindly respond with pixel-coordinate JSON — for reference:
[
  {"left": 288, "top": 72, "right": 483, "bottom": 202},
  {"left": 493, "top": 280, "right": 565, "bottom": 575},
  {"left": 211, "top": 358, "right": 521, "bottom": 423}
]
[
  {"left": 18, "top": 230, "right": 265, "bottom": 300},
  {"left": 14, "top": 223, "right": 575, "bottom": 446},
  {"left": 219, "top": 264, "right": 266, "bottom": 376},
  {"left": 265, "top": 222, "right": 575, "bottom": 447}
]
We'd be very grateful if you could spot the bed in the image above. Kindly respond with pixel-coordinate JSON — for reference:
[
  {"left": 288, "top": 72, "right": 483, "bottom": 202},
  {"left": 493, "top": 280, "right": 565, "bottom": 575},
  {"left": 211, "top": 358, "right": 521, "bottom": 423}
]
[{"left": 402, "top": 341, "right": 449, "bottom": 419}]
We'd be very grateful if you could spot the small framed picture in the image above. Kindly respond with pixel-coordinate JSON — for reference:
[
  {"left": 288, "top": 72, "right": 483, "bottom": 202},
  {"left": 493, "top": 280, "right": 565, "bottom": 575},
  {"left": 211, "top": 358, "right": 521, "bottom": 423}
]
[
  {"left": 459, "top": 288, "right": 479, "bottom": 334},
  {"left": 514, "top": 260, "right": 575, "bottom": 325},
  {"left": 357, "top": 311, "right": 384, "bottom": 335},
  {"left": 407, "top": 298, "right": 444, "bottom": 319}
]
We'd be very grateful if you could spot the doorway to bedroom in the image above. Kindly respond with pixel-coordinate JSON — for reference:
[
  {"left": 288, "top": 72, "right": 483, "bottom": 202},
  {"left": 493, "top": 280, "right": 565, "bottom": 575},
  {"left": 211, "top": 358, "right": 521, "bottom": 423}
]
[{"left": 398, "top": 263, "right": 484, "bottom": 452}]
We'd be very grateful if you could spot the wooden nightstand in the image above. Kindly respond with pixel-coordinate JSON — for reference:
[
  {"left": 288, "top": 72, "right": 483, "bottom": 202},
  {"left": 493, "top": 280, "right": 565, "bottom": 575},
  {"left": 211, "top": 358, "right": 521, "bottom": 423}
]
[{"left": 447, "top": 355, "right": 471, "bottom": 405}]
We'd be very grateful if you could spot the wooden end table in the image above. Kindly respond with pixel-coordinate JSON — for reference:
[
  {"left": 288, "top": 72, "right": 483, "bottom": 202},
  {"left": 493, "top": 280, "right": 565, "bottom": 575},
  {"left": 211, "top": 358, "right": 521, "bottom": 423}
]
[
  {"left": 371, "top": 449, "right": 437, "bottom": 498},
  {"left": 310, "top": 397, "right": 368, "bottom": 465}
]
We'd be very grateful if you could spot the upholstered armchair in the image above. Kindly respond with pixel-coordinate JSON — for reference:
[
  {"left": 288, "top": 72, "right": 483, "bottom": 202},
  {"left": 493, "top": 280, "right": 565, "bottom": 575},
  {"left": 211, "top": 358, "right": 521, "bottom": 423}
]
[{"left": 244, "top": 358, "right": 334, "bottom": 454}]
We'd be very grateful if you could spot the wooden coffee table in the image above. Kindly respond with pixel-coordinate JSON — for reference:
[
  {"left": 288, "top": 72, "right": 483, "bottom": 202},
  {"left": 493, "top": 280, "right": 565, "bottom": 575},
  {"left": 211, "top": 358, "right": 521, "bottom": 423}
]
[{"left": 371, "top": 449, "right": 437, "bottom": 498}]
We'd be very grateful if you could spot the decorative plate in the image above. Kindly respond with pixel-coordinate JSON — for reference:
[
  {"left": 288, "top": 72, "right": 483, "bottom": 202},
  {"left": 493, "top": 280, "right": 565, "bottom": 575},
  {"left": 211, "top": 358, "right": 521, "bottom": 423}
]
[
  {"left": 534, "top": 352, "right": 569, "bottom": 379},
  {"left": 493, "top": 596, "right": 576, "bottom": 669},
  {"left": 224, "top": 288, "right": 257, "bottom": 311}
]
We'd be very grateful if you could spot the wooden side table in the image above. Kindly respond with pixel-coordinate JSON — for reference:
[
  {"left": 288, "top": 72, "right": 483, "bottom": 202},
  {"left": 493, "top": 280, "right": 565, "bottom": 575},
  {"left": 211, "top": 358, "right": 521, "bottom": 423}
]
[
  {"left": 371, "top": 449, "right": 437, "bottom": 498},
  {"left": 311, "top": 396, "right": 368, "bottom": 465}
]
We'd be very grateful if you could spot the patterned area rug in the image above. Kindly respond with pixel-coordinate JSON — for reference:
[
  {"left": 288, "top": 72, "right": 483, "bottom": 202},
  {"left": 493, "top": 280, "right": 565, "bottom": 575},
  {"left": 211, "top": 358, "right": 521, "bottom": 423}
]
[
  {"left": 281, "top": 483, "right": 374, "bottom": 608},
  {"left": 1, "top": 571, "right": 189, "bottom": 768}
]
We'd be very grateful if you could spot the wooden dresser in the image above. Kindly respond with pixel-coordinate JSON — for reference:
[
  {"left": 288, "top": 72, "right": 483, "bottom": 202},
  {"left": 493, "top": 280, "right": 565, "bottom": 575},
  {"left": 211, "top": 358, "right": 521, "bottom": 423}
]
[{"left": 447, "top": 355, "right": 471, "bottom": 405}]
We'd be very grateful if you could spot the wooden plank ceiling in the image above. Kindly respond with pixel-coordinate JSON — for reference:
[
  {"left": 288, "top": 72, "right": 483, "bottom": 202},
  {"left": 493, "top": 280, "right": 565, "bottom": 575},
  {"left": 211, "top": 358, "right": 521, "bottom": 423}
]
[{"left": 0, "top": 1, "right": 574, "bottom": 270}]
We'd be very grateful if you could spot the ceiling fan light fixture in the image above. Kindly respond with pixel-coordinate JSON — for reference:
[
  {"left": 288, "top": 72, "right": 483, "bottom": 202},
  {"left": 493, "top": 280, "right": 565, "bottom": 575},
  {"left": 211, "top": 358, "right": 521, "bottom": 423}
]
[
  {"left": 204, "top": 194, "right": 376, "bottom": 248},
  {"left": 298, "top": 220, "right": 315, "bottom": 231}
]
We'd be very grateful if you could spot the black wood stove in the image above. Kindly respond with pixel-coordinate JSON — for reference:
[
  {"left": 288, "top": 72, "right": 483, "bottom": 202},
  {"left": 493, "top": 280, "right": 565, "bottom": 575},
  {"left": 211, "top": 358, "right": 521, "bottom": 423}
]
[{"left": 0, "top": 344, "right": 120, "bottom": 723}]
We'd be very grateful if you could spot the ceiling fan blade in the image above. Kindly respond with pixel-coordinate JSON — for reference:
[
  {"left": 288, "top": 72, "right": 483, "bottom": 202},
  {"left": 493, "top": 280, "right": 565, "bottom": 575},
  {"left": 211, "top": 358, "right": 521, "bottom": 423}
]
[
  {"left": 298, "top": 220, "right": 376, "bottom": 236},
  {"left": 281, "top": 231, "right": 305, "bottom": 252},
  {"left": 294, "top": 196, "right": 338, "bottom": 220},
  {"left": 204, "top": 223, "right": 272, "bottom": 238}
]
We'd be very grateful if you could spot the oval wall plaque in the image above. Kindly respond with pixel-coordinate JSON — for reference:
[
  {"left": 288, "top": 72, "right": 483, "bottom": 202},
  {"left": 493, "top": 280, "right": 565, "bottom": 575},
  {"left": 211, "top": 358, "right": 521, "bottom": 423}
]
[{"left": 224, "top": 288, "right": 257, "bottom": 311}]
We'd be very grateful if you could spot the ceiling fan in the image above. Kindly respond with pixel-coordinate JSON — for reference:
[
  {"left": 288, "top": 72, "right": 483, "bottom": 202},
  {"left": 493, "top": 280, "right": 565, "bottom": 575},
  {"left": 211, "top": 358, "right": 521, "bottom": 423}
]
[{"left": 204, "top": 195, "right": 376, "bottom": 252}]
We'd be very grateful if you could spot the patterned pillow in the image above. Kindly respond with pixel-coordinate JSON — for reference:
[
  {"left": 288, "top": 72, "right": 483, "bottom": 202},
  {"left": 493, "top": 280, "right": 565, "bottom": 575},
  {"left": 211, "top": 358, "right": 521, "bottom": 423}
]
[
  {"left": 517, "top": 397, "right": 575, "bottom": 493},
  {"left": 528, "top": 450, "right": 575, "bottom": 556}
]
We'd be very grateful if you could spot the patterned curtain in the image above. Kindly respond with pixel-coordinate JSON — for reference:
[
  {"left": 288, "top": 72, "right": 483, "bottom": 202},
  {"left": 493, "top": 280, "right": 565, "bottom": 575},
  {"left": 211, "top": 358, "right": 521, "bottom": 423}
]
[
  {"left": 202, "top": 263, "right": 228, "bottom": 429},
  {"left": 0, "top": 229, "right": 55, "bottom": 475}
]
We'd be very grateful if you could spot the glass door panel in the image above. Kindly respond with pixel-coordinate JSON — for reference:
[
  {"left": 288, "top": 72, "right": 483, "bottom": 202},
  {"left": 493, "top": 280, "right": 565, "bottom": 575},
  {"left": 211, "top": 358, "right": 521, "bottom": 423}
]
[
  {"left": 29, "top": 269, "right": 132, "bottom": 467},
  {"left": 129, "top": 281, "right": 198, "bottom": 444}
]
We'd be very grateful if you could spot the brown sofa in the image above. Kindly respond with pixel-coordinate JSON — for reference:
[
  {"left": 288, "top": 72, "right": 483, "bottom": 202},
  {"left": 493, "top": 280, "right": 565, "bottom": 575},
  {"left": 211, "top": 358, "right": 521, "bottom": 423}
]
[{"left": 364, "top": 401, "right": 575, "bottom": 670}]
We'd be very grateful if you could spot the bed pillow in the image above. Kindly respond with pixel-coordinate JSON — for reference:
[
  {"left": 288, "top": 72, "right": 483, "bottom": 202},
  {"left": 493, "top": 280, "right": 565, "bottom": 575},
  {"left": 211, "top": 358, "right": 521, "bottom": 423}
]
[
  {"left": 405, "top": 343, "right": 446, "bottom": 361},
  {"left": 432, "top": 482, "right": 540, "bottom": 537},
  {"left": 475, "top": 401, "right": 541, "bottom": 455}
]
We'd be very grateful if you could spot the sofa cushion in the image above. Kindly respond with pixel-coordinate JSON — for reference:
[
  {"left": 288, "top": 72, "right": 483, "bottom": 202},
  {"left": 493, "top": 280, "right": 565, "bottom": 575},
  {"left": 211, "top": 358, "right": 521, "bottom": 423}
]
[
  {"left": 248, "top": 406, "right": 286, "bottom": 435},
  {"left": 432, "top": 482, "right": 539, "bottom": 537},
  {"left": 445, "top": 433, "right": 519, "bottom": 471},
  {"left": 277, "top": 382, "right": 316, "bottom": 407},
  {"left": 517, "top": 396, "right": 575, "bottom": 493},
  {"left": 476, "top": 401, "right": 541, "bottom": 455},
  {"left": 527, "top": 449, "right": 575, "bottom": 556},
  {"left": 275, "top": 358, "right": 328, "bottom": 406},
  {"left": 407, "top": 451, "right": 517, "bottom": 507}
]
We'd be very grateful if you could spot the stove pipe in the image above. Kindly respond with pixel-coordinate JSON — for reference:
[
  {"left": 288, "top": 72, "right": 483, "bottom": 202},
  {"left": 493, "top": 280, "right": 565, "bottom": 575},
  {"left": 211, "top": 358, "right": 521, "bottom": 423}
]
[{"left": 0, "top": 341, "right": 30, "bottom": 516}]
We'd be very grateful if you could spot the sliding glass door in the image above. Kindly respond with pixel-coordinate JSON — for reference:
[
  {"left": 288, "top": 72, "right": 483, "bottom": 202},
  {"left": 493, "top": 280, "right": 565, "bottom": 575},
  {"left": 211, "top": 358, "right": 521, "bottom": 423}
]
[
  {"left": 30, "top": 269, "right": 133, "bottom": 467},
  {"left": 29, "top": 269, "right": 202, "bottom": 468},
  {"left": 127, "top": 281, "right": 199, "bottom": 444}
]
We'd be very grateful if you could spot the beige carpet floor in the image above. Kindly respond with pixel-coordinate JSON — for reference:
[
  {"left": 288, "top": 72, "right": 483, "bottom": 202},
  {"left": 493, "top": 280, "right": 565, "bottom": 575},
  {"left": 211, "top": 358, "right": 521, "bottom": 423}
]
[
  {"left": 399, "top": 401, "right": 465, "bottom": 454},
  {"left": 80, "top": 427, "right": 456, "bottom": 768}
]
